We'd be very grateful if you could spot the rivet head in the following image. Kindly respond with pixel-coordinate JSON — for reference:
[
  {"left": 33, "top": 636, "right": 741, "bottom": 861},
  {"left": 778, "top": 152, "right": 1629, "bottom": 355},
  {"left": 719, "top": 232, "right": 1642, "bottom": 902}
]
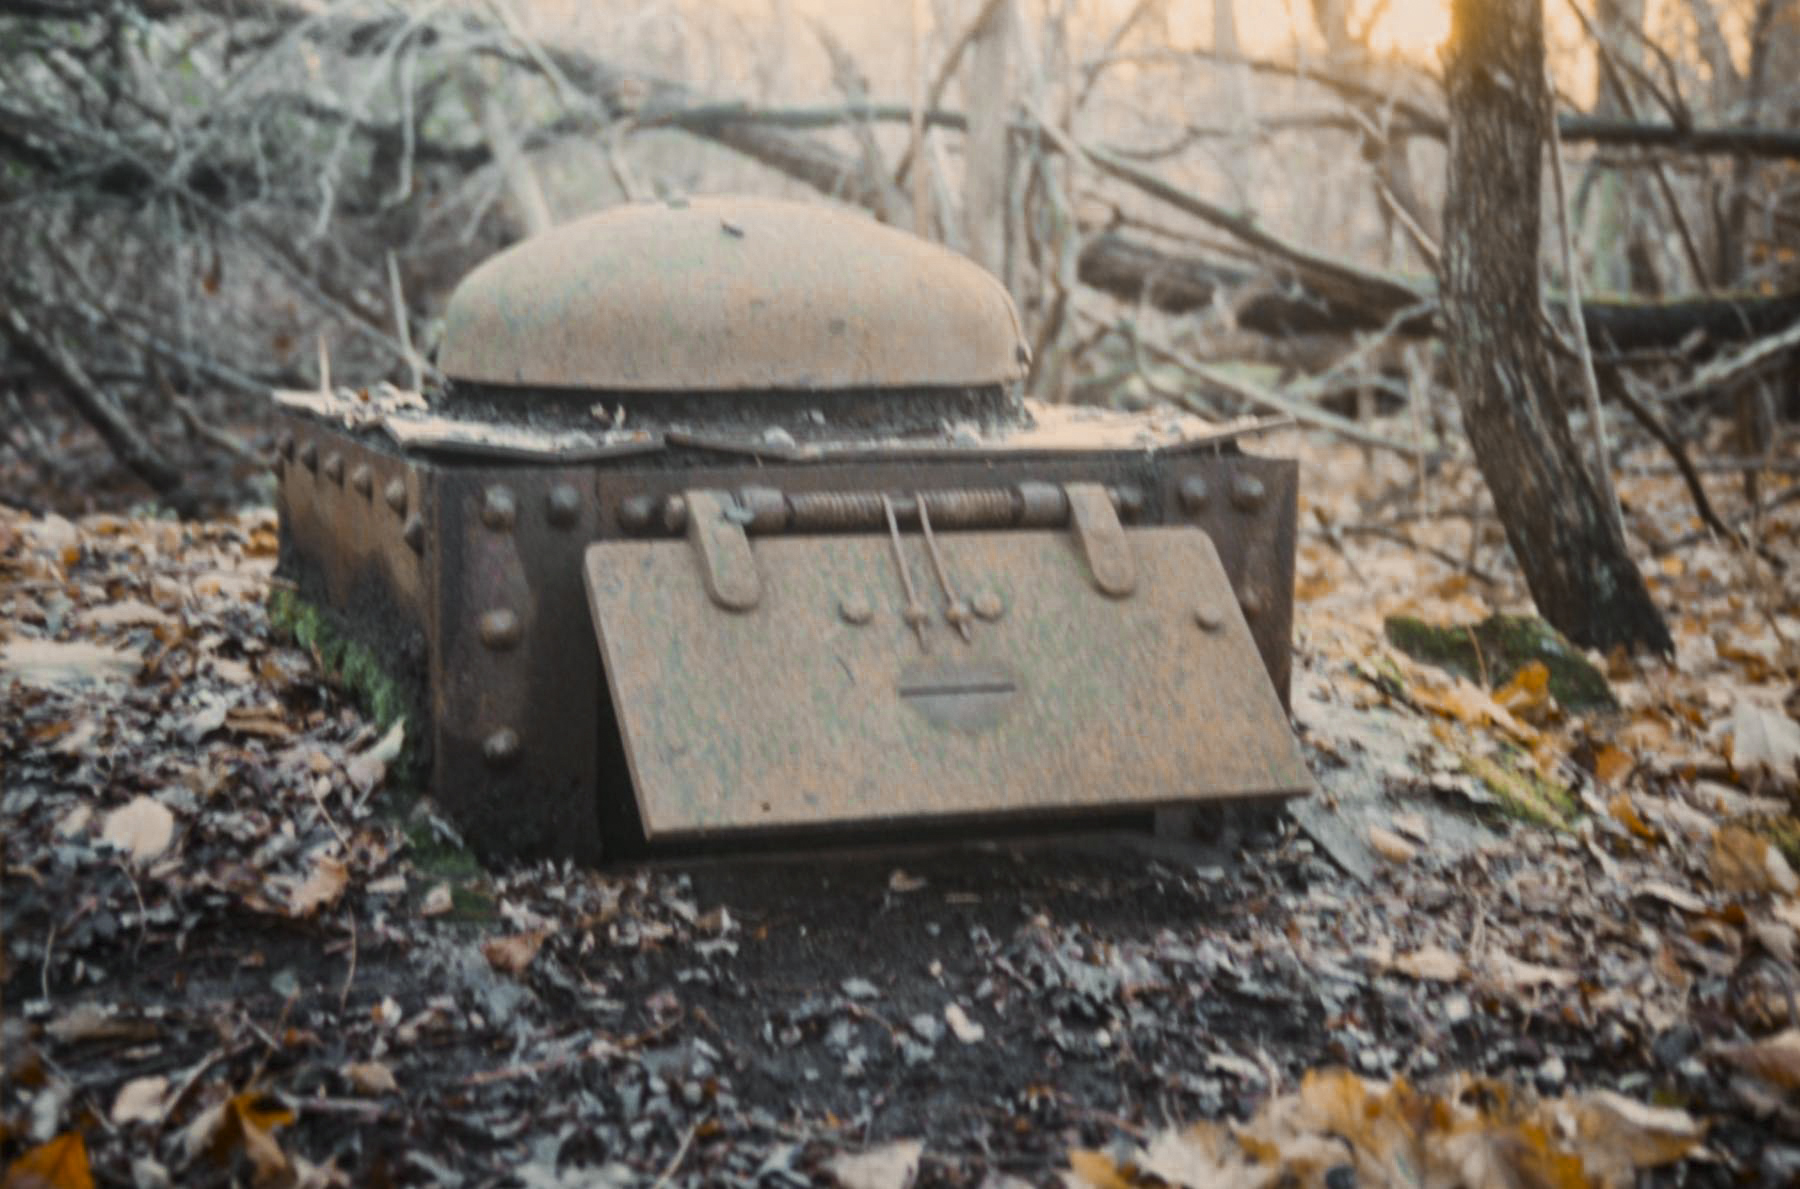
[
  {"left": 972, "top": 591, "right": 1005, "bottom": 621},
  {"left": 1109, "top": 485, "right": 1145, "bottom": 520},
  {"left": 402, "top": 514, "right": 426, "bottom": 554},
  {"left": 322, "top": 453, "right": 344, "bottom": 484},
  {"left": 277, "top": 431, "right": 296, "bottom": 460},
  {"left": 350, "top": 464, "right": 373, "bottom": 497},
  {"left": 478, "top": 608, "right": 522, "bottom": 650},
  {"left": 481, "top": 485, "right": 517, "bottom": 531},
  {"left": 1194, "top": 606, "right": 1225, "bottom": 632},
  {"left": 546, "top": 484, "right": 581, "bottom": 528},
  {"left": 1178, "top": 476, "right": 1210, "bottom": 514},
  {"left": 1238, "top": 586, "right": 1265, "bottom": 619},
  {"left": 299, "top": 441, "right": 319, "bottom": 472},
  {"left": 618, "top": 494, "right": 657, "bottom": 534},
  {"left": 482, "top": 728, "right": 520, "bottom": 768},
  {"left": 1230, "top": 474, "right": 1267, "bottom": 513},
  {"left": 838, "top": 595, "right": 872, "bottom": 625},
  {"left": 384, "top": 477, "right": 408, "bottom": 514}
]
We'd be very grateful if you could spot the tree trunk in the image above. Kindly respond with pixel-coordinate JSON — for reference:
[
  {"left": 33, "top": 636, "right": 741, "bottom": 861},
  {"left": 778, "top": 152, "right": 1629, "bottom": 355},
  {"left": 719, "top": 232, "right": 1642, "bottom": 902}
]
[{"left": 1441, "top": 0, "right": 1672, "bottom": 654}]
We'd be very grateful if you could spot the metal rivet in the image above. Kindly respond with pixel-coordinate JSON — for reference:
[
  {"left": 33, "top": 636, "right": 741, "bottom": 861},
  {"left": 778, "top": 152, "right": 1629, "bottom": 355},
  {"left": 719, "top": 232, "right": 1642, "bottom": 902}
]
[
  {"left": 403, "top": 515, "right": 426, "bottom": 554},
  {"left": 661, "top": 495, "right": 689, "bottom": 535},
  {"left": 972, "top": 591, "right": 1005, "bottom": 621},
  {"left": 1178, "top": 476, "right": 1209, "bottom": 514},
  {"left": 482, "top": 728, "right": 520, "bottom": 767},
  {"left": 546, "top": 484, "right": 581, "bottom": 528},
  {"left": 299, "top": 441, "right": 318, "bottom": 472},
  {"left": 277, "top": 431, "right": 296, "bottom": 460},
  {"left": 1238, "top": 586, "right": 1265, "bottom": 619},
  {"left": 1194, "top": 606, "right": 1225, "bottom": 632},
  {"left": 384, "top": 478, "right": 408, "bottom": 514},
  {"left": 322, "top": 453, "right": 344, "bottom": 484},
  {"left": 1230, "top": 474, "right": 1267, "bottom": 513},
  {"left": 838, "top": 595, "right": 872, "bottom": 625},
  {"left": 945, "top": 601, "right": 974, "bottom": 632},
  {"left": 1108, "top": 485, "right": 1145, "bottom": 520},
  {"left": 618, "top": 494, "right": 658, "bottom": 534},
  {"left": 481, "top": 485, "right": 517, "bottom": 531},
  {"left": 478, "top": 608, "right": 522, "bottom": 650},
  {"left": 350, "top": 464, "right": 373, "bottom": 497}
]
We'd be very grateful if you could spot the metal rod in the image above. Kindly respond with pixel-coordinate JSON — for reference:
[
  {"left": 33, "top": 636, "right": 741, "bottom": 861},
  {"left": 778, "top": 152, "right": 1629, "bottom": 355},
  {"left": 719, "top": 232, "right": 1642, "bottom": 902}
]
[
  {"left": 882, "top": 494, "right": 931, "bottom": 651},
  {"left": 915, "top": 492, "right": 973, "bottom": 641}
]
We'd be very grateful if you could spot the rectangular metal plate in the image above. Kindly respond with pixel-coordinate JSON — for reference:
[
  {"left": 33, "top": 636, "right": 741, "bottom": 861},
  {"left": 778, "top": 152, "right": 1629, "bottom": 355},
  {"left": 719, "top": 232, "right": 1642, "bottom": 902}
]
[{"left": 582, "top": 527, "right": 1312, "bottom": 841}]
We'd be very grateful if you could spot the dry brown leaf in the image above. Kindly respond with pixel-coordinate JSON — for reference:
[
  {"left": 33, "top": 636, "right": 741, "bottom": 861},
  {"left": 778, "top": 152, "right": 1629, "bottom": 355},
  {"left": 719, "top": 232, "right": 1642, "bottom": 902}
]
[
  {"left": 1593, "top": 744, "right": 1634, "bottom": 788},
  {"left": 100, "top": 796, "right": 174, "bottom": 864},
  {"left": 482, "top": 928, "right": 550, "bottom": 976},
  {"left": 1561, "top": 1090, "right": 1706, "bottom": 1187},
  {"left": 1063, "top": 1149, "right": 1134, "bottom": 1189},
  {"left": 1709, "top": 825, "right": 1799, "bottom": 896},
  {"left": 1495, "top": 660, "right": 1552, "bottom": 721},
  {"left": 77, "top": 599, "right": 171, "bottom": 630},
  {"left": 1367, "top": 825, "right": 1417, "bottom": 864},
  {"left": 1486, "top": 951, "right": 1577, "bottom": 992},
  {"left": 288, "top": 856, "right": 349, "bottom": 917},
  {"left": 1608, "top": 794, "right": 1658, "bottom": 842},
  {"left": 2, "top": 1132, "right": 93, "bottom": 1189},
  {"left": 944, "top": 1003, "right": 985, "bottom": 1044},
  {"left": 343, "top": 1061, "right": 398, "bottom": 1096},
  {"left": 1719, "top": 1028, "right": 1800, "bottom": 1090},
  {"left": 419, "top": 883, "right": 453, "bottom": 917}
]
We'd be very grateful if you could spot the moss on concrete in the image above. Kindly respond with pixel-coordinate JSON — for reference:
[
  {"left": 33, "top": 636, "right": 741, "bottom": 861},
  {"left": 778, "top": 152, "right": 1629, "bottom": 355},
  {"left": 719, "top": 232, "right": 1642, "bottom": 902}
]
[{"left": 1385, "top": 613, "right": 1616, "bottom": 712}]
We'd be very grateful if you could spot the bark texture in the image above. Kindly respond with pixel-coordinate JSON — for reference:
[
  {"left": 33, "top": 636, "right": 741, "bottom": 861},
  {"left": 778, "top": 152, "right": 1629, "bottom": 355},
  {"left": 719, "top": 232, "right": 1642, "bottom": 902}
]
[{"left": 1441, "top": 0, "right": 1672, "bottom": 654}]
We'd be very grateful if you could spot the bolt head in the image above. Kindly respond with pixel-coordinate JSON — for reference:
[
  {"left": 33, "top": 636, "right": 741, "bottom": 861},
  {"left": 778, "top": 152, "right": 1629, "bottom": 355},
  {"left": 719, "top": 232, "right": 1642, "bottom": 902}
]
[
  {"left": 1178, "top": 475, "right": 1209, "bottom": 514},
  {"left": 322, "top": 452, "right": 344, "bottom": 484},
  {"left": 838, "top": 594, "right": 873, "bottom": 625},
  {"left": 546, "top": 484, "right": 581, "bottom": 527},
  {"left": 945, "top": 600, "right": 973, "bottom": 627},
  {"left": 350, "top": 464, "right": 374, "bottom": 497},
  {"left": 478, "top": 608, "right": 522, "bottom": 650},
  {"left": 971, "top": 591, "right": 1005, "bottom": 621},
  {"left": 481, "top": 485, "right": 517, "bottom": 531},
  {"left": 384, "top": 477, "right": 408, "bottom": 514},
  {"left": 402, "top": 514, "right": 426, "bottom": 554},
  {"left": 1193, "top": 606, "right": 1225, "bottom": 632},
  {"left": 1229, "top": 473, "right": 1267, "bottom": 513},
  {"left": 1237, "top": 586, "right": 1265, "bottom": 619}
]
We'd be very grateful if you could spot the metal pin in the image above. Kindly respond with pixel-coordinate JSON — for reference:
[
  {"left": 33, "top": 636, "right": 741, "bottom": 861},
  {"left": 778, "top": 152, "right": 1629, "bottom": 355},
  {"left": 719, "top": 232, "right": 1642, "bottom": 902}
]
[
  {"left": 915, "top": 492, "right": 972, "bottom": 642},
  {"left": 882, "top": 494, "right": 930, "bottom": 651}
]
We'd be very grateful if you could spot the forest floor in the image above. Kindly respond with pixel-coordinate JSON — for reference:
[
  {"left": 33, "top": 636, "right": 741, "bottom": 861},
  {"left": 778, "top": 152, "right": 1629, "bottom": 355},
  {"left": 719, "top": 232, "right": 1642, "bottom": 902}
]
[{"left": 3, "top": 424, "right": 1800, "bottom": 1188}]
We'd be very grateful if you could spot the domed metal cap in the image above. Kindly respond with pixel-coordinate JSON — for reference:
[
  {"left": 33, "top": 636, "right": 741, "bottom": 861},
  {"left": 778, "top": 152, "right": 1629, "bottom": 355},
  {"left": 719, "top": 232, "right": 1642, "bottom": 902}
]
[{"left": 439, "top": 197, "right": 1029, "bottom": 392}]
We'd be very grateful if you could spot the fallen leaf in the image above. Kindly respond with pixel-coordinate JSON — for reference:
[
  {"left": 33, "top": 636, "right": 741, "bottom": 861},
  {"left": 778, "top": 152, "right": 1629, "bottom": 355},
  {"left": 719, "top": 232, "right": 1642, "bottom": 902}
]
[
  {"left": 1390, "top": 945, "right": 1464, "bottom": 982},
  {"left": 343, "top": 1061, "right": 398, "bottom": 1096},
  {"left": 0, "top": 639, "right": 139, "bottom": 690},
  {"left": 288, "top": 856, "right": 349, "bottom": 917},
  {"left": 826, "top": 1139, "right": 924, "bottom": 1189},
  {"left": 1725, "top": 700, "right": 1800, "bottom": 791},
  {"left": 2, "top": 1132, "right": 93, "bottom": 1189},
  {"left": 944, "top": 1003, "right": 985, "bottom": 1044},
  {"left": 1710, "top": 825, "right": 1799, "bottom": 896},
  {"left": 888, "top": 869, "right": 926, "bottom": 893},
  {"left": 1486, "top": 951, "right": 1577, "bottom": 992},
  {"left": 1495, "top": 660, "right": 1552, "bottom": 721},
  {"left": 110, "top": 1075, "right": 169, "bottom": 1126},
  {"left": 1609, "top": 794, "right": 1658, "bottom": 842},
  {"left": 1563, "top": 1089, "right": 1706, "bottom": 1185},
  {"left": 100, "top": 796, "right": 174, "bottom": 864},
  {"left": 1719, "top": 1028, "right": 1800, "bottom": 1090},
  {"left": 1593, "top": 744, "right": 1634, "bottom": 788},
  {"left": 482, "top": 929, "right": 550, "bottom": 976},
  {"left": 1367, "top": 825, "right": 1417, "bottom": 864},
  {"left": 1391, "top": 812, "right": 1430, "bottom": 843},
  {"left": 78, "top": 600, "right": 171, "bottom": 630},
  {"left": 1632, "top": 881, "right": 1707, "bottom": 914},
  {"left": 419, "top": 883, "right": 453, "bottom": 917},
  {"left": 345, "top": 719, "right": 404, "bottom": 795}
]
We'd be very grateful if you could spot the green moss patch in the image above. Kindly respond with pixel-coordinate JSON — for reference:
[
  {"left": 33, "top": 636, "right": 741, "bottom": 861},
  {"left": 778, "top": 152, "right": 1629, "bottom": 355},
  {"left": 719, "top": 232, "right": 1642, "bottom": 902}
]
[
  {"left": 1459, "top": 750, "right": 1578, "bottom": 829},
  {"left": 268, "top": 588, "right": 411, "bottom": 734},
  {"left": 1385, "top": 613, "right": 1616, "bottom": 712}
]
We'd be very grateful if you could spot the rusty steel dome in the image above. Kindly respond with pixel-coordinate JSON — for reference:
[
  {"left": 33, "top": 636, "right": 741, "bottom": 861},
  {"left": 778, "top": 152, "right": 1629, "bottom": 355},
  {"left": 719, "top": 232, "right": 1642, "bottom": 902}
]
[{"left": 438, "top": 196, "right": 1030, "bottom": 394}]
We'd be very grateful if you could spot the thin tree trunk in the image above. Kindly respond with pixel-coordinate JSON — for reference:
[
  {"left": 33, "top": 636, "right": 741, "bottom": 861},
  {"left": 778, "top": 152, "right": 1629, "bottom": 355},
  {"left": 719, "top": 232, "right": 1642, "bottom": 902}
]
[{"left": 1441, "top": 0, "right": 1672, "bottom": 654}]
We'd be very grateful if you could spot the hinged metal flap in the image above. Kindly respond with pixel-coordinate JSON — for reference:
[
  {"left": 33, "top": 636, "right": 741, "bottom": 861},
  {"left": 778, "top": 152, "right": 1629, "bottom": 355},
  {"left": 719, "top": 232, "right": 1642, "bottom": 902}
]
[{"left": 582, "top": 526, "right": 1311, "bottom": 841}]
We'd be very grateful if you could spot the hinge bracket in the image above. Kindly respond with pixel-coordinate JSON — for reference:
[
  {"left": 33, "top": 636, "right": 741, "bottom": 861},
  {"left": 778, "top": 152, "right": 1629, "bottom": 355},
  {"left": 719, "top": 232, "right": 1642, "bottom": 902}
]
[
  {"left": 1065, "top": 482, "right": 1136, "bottom": 597},
  {"left": 686, "top": 490, "right": 761, "bottom": 611}
]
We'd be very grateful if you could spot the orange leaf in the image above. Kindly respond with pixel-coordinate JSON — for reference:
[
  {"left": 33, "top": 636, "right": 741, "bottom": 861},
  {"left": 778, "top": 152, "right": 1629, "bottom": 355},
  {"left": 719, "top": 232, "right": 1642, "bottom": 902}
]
[
  {"left": 1495, "top": 661, "right": 1552, "bottom": 720},
  {"left": 1593, "top": 745, "right": 1634, "bottom": 788},
  {"left": 1609, "top": 794, "right": 1658, "bottom": 842},
  {"left": 3, "top": 1132, "right": 93, "bottom": 1189}
]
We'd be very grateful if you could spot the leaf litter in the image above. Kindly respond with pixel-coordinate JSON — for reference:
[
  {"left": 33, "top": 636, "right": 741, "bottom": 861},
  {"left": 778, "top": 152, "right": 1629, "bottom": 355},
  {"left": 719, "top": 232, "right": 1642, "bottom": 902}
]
[{"left": 3, "top": 427, "right": 1799, "bottom": 1185}]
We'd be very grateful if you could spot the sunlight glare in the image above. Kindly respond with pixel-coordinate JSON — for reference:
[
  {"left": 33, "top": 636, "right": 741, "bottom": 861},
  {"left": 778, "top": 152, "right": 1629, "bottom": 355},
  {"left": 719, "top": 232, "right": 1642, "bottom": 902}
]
[{"left": 1362, "top": 0, "right": 1451, "bottom": 57}]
